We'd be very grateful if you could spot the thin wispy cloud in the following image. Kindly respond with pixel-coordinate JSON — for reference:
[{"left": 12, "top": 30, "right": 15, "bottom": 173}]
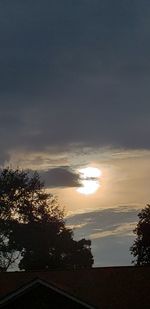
[{"left": 67, "top": 206, "right": 139, "bottom": 266}]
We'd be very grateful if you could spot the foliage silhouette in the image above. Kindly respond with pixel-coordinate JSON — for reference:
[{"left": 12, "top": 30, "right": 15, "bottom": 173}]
[
  {"left": 130, "top": 204, "right": 150, "bottom": 265},
  {"left": 0, "top": 168, "right": 94, "bottom": 271}
]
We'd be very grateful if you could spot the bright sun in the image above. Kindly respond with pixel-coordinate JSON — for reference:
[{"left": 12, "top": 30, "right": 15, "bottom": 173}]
[{"left": 77, "top": 167, "right": 102, "bottom": 195}]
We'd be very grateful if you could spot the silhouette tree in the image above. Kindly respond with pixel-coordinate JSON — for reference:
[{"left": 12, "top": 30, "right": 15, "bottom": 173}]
[
  {"left": 130, "top": 204, "right": 150, "bottom": 265},
  {"left": 0, "top": 168, "right": 94, "bottom": 271}
]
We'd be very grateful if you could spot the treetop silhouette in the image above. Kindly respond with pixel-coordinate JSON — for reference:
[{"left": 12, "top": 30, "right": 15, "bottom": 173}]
[
  {"left": 0, "top": 168, "right": 94, "bottom": 271},
  {"left": 130, "top": 204, "right": 150, "bottom": 266}
]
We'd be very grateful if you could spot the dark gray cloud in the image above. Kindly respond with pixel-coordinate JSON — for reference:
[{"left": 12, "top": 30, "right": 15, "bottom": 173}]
[
  {"left": 40, "top": 167, "right": 81, "bottom": 188},
  {"left": 0, "top": 0, "right": 150, "bottom": 161},
  {"left": 67, "top": 206, "right": 139, "bottom": 266}
]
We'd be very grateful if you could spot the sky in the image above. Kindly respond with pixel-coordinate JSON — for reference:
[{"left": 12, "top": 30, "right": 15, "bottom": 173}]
[{"left": 1, "top": 0, "right": 150, "bottom": 266}]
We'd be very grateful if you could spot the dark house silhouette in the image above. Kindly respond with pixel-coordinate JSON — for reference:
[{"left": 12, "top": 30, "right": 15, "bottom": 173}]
[
  {"left": 0, "top": 266, "right": 150, "bottom": 308},
  {"left": 0, "top": 278, "right": 93, "bottom": 309}
]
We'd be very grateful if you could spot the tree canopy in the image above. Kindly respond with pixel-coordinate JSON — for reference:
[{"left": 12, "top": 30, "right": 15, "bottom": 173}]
[
  {"left": 130, "top": 204, "right": 150, "bottom": 266},
  {"left": 0, "top": 168, "right": 94, "bottom": 271}
]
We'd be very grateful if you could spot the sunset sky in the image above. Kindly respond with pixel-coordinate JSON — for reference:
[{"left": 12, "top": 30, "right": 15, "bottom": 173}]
[{"left": 1, "top": 0, "right": 150, "bottom": 266}]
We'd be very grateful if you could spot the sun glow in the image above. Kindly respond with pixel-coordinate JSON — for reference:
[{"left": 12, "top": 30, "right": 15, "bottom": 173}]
[{"left": 77, "top": 167, "right": 102, "bottom": 195}]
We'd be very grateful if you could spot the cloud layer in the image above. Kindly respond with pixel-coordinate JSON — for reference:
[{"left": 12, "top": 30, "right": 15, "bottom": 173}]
[
  {"left": 0, "top": 1, "right": 150, "bottom": 163},
  {"left": 67, "top": 206, "right": 139, "bottom": 266},
  {"left": 40, "top": 167, "right": 81, "bottom": 188}
]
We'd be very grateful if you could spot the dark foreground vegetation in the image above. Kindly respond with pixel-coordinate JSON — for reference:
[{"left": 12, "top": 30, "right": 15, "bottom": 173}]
[
  {"left": 130, "top": 204, "right": 150, "bottom": 266},
  {"left": 0, "top": 168, "right": 93, "bottom": 271}
]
